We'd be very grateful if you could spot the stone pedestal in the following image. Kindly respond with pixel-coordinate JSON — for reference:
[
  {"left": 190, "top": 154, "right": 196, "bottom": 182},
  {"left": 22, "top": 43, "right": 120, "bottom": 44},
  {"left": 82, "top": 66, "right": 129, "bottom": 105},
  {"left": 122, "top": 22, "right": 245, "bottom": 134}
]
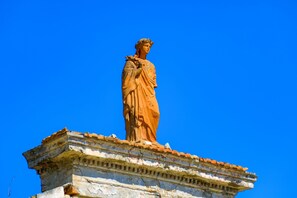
[{"left": 23, "top": 128, "right": 257, "bottom": 198}]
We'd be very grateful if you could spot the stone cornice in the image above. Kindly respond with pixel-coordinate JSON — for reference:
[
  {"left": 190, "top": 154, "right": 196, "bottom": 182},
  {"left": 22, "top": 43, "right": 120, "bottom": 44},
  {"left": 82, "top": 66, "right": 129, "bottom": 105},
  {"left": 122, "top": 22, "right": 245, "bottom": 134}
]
[{"left": 23, "top": 129, "right": 257, "bottom": 197}]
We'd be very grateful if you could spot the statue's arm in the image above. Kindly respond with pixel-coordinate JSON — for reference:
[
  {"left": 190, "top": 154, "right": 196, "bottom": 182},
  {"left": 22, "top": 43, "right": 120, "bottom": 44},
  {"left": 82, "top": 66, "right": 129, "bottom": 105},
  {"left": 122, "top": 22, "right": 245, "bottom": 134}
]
[{"left": 122, "top": 59, "right": 143, "bottom": 98}]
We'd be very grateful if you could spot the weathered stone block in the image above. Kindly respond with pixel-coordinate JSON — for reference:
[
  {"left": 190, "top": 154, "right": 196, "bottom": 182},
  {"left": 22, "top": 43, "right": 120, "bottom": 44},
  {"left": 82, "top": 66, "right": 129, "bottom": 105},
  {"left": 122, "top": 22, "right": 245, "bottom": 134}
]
[{"left": 23, "top": 128, "right": 257, "bottom": 198}]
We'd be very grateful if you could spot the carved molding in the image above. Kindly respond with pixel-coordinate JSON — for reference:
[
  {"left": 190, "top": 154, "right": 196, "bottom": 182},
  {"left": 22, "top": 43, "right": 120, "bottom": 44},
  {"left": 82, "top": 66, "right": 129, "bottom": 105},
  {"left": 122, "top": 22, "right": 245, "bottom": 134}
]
[{"left": 23, "top": 130, "right": 257, "bottom": 197}]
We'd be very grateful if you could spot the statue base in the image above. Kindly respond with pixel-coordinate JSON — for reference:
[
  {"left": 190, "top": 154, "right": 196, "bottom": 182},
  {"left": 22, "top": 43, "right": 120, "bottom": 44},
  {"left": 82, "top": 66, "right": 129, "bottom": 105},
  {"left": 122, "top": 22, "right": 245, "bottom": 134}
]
[{"left": 23, "top": 128, "right": 257, "bottom": 198}]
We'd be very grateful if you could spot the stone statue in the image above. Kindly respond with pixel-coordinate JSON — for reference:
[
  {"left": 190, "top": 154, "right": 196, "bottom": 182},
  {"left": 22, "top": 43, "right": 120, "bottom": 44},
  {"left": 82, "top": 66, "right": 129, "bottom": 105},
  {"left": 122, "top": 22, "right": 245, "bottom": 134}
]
[{"left": 122, "top": 38, "right": 160, "bottom": 143}]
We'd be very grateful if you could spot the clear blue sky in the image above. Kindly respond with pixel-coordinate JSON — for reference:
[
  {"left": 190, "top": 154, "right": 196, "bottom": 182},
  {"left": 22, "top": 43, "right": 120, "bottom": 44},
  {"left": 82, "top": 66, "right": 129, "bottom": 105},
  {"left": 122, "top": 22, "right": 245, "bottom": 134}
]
[{"left": 0, "top": 0, "right": 296, "bottom": 197}]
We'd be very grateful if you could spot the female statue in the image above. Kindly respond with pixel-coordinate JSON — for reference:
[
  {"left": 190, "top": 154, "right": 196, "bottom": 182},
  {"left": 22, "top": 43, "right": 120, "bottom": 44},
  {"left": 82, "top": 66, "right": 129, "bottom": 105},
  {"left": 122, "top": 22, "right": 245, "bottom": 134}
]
[{"left": 122, "top": 38, "right": 160, "bottom": 142}]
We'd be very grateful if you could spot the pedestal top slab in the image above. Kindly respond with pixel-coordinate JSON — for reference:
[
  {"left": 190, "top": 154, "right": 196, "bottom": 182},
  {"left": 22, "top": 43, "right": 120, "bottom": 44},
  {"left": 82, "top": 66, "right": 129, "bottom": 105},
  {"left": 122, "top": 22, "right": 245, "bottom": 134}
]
[{"left": 23, "top": 128, "right": 257, "bottom": 197}]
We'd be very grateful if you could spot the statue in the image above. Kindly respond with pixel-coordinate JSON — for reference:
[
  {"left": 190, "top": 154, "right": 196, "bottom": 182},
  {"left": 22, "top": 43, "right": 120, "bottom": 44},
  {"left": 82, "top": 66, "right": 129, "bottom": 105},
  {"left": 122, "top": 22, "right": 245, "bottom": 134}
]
[{"left": 122, "top": 38, "right": 160, "bottom": 143}]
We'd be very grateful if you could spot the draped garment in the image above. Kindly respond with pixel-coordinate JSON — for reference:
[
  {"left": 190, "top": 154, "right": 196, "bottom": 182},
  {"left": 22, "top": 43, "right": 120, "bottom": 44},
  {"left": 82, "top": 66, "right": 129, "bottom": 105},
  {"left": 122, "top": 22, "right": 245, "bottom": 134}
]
[{"left": 122, "top": 57, "right": 160, "bottom": 142}]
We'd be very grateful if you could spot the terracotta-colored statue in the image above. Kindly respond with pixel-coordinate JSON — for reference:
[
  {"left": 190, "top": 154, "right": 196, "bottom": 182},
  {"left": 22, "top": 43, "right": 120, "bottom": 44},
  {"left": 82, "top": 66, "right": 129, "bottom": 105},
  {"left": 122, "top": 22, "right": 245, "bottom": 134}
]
[{"left": 122, "top": 38, "right": 160, "bottom": 142}]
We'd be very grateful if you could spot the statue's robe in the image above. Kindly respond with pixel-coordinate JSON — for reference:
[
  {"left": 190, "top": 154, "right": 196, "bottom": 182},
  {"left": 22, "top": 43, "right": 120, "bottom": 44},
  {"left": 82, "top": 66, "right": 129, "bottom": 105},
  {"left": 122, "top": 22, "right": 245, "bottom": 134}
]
[{"left": 122, "top": 57, "right": 160, "bottom": 142}]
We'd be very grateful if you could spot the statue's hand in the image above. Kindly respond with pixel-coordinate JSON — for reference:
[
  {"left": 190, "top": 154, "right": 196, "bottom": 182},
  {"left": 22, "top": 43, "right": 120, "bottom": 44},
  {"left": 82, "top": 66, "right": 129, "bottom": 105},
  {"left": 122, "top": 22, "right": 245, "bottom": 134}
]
[{"left": 134, "top": 58, "right": 143, "bottom": 69}]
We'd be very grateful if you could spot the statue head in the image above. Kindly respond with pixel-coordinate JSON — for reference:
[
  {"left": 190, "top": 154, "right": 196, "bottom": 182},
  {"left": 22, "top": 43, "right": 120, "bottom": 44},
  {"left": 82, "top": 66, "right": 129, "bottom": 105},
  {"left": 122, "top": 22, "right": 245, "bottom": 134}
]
[{"left": 135, "top": 38, "right": 154, "bottom": 57}]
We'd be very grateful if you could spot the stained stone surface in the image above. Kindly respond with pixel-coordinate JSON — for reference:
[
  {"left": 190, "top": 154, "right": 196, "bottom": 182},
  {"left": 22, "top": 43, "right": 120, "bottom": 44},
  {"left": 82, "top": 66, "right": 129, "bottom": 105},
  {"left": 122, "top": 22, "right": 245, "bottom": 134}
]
[
  {"left": 23, "top": 129, "right": 257, "bottom": 198},
  {"left": 32, "top": 187, "right": 70, "bottom": 198}
]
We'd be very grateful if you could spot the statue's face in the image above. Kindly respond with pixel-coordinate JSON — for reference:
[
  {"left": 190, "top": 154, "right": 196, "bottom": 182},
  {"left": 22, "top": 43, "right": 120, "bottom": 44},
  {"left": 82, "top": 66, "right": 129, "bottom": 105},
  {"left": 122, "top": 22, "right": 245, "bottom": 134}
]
[{"left": 139, "top": 43, "right": 151, "bottom": 55}]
